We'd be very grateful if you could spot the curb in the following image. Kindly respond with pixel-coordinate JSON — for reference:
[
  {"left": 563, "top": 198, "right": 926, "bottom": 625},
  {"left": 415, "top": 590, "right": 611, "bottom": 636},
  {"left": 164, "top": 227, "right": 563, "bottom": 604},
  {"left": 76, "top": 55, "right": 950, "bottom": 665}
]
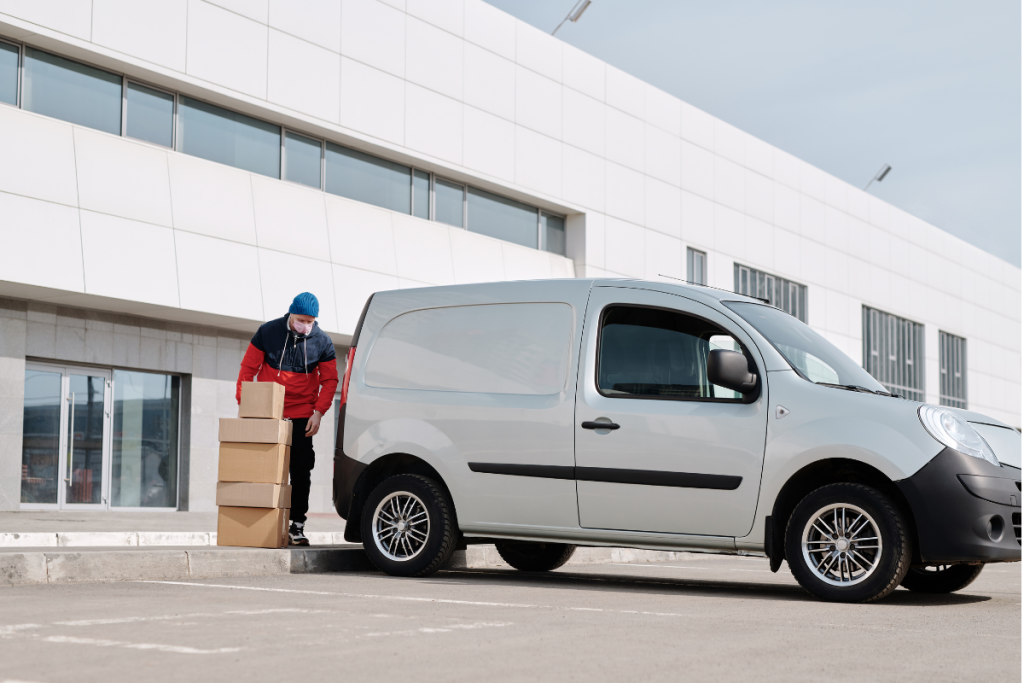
[
  {"left": 1, "top": 545, "right": 373, "bottom": 587},
  {"left": 448, "top": 545, "right": 732, "bottom": 569},
  {"left": 1, "top": 544, "right": 751, "bottom": 587},
  {"left": 0, "top": 531, "right": 347, "bottom": 548}
]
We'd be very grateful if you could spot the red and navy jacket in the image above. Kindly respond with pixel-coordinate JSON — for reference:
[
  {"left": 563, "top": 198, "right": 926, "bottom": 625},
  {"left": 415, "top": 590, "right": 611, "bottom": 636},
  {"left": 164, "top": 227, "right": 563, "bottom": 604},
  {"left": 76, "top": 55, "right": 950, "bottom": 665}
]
[{"left": 236, "top": 314, "right": 339, "bottom": 419}]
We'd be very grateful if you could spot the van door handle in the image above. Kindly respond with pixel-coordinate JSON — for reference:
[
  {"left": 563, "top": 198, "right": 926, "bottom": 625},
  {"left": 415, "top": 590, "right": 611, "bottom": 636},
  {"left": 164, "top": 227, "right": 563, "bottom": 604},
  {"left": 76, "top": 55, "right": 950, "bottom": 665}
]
[{"left": 581, "top": 421, "right": 620, "bottom": 430}]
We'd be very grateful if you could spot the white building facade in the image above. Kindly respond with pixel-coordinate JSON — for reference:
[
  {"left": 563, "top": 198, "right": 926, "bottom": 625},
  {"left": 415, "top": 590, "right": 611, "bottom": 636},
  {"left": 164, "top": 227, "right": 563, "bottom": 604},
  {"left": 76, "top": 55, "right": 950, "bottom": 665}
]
[{"left": 0, "top": 0, "right": 1018, "bottom": 513}]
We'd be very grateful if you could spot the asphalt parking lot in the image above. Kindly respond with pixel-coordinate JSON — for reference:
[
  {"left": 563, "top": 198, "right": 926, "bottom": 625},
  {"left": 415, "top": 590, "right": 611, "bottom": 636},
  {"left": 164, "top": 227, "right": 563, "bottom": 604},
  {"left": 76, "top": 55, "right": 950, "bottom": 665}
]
[{"left": 0, "top": 555, "right": 1019, "bottom": 683}]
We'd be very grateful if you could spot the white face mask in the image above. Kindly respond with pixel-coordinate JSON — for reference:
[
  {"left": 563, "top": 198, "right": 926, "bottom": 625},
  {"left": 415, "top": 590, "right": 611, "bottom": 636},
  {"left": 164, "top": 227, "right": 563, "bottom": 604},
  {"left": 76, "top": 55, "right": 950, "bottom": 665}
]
[{"left": 291, "top": 317, "right": 314, "bottom": 335}]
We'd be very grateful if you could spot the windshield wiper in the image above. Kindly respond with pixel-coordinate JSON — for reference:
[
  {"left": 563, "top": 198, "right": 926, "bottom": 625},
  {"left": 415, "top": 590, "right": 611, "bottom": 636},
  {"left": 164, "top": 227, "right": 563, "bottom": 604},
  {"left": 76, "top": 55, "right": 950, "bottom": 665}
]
[{"left": 816, "top": 382, "right": 894, "bottom": 396}]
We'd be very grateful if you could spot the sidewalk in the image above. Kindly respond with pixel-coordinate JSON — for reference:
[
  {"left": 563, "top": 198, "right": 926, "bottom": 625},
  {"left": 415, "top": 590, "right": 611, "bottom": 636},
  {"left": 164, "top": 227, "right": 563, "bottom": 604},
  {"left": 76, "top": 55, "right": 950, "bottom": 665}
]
[
  {"left": 0, "top": 511, "right": 346, "bottom": 547},
  {"left": 0, "top": 510, "right": 755, "bottom": 587}
]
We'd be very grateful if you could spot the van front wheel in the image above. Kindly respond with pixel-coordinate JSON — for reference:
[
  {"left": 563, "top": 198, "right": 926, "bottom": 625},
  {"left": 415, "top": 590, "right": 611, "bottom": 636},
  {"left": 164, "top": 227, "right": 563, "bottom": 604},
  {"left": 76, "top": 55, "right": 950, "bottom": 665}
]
[
  {"left": 360, "top": 474, "right": 457, "bottom": 577},
  {"left": 495, "top": 541, "right": 577, "bottom": 572},
  {"left": 785, "top": 483, "right": 911, "bottom": 603}
]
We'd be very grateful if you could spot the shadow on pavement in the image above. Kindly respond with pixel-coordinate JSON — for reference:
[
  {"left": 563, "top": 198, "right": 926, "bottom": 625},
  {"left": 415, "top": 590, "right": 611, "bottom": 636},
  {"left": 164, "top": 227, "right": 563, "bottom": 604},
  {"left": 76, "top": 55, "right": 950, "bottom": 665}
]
[
  {"left": 436, "top": 566, "right": 811, "bottom": 602},
  {"left": 425, "top": 567, "right": 993, "bottom": 606}
]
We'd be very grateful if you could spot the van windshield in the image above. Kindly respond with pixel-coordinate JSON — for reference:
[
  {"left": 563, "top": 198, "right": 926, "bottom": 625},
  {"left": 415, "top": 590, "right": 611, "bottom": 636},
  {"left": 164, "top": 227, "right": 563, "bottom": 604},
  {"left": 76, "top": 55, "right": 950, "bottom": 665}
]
[{"left": 724, "top": 302, "right": 891, "bottom": 395}]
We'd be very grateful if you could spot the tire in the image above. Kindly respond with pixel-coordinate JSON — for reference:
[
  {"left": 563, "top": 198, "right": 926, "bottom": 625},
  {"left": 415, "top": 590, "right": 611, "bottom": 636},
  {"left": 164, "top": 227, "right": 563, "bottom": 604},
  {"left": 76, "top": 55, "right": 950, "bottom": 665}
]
[
  {"left": 785, "top": 483, "right": 911, "bottom": 603},
  {"left": 901, "top": 564, "right": 984, "bottom": 593},
  {"left": 494, "top": 541, "right": 577, "bottom": 572},
  {"left": 360, "top": 474, "right": 457, "bottom": 577}
]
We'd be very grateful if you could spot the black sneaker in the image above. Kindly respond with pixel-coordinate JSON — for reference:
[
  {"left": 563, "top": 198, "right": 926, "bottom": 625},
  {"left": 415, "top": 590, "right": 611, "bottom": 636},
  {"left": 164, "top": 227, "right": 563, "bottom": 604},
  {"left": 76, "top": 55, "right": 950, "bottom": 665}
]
[{"left": 289, "top": 522, "right": 309, "bottom": 546}]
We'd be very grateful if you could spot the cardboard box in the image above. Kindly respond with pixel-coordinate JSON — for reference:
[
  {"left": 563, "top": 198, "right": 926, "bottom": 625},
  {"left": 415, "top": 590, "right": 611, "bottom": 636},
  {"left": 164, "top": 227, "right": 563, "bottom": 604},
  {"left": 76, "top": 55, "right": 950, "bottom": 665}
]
[
  {"left": 239, "top": 381, "right": 286, "bottom": 420},
  {"left": 219, "top": 417, "right": 292, "bottom": 446},
  {"left": 216, "top": 482, "right": 291, "bottom": 508},
  {"left": 218, "top": 442, "right": 290, "bottom": 484},
  {"left": 217, "top": 506, "right": 289, "bottom": 548}
]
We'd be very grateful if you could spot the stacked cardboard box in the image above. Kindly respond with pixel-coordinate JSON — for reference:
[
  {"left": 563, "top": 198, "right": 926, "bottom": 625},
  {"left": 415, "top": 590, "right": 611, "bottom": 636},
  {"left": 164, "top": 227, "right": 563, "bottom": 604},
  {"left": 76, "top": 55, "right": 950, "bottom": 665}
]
[{"left": 217, "top": 382, "right": 293, "bottom": 548}]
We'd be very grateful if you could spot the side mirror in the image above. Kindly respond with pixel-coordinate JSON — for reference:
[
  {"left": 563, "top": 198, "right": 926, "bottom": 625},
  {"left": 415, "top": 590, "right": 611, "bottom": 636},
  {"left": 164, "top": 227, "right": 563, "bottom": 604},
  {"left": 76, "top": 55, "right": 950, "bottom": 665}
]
[{"left": 707, "top": 349, "right": 758, "bottom": 394}]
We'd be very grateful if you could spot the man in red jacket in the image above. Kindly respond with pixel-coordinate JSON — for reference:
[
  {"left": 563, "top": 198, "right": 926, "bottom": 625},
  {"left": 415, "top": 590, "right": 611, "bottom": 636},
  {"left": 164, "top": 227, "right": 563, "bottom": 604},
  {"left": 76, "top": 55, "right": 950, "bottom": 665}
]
[{"left": 236, "top": 292, "right": 338, "bottom": 546}]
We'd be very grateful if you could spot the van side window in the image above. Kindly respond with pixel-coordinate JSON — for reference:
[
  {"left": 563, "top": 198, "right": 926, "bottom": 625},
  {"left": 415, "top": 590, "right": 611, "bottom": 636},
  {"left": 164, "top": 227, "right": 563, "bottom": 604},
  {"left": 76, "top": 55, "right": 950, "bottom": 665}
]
[{"left": 597, "top": 306, "right": 744, "bottom": 401}]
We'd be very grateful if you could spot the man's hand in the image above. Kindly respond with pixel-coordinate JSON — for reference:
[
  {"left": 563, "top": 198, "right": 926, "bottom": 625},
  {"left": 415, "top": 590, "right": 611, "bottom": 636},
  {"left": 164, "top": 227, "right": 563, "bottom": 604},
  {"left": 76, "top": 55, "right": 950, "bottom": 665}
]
[{"left": 305, "top": 410, "right": 322, "bottom": 437}]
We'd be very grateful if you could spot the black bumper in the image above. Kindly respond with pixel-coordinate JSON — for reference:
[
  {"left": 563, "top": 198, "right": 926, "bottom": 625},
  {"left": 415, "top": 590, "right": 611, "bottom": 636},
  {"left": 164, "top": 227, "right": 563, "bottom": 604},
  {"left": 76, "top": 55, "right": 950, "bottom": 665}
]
[
  {"left": 897, "top": 447, "right": 1021, "bottom": 564},
  {"left": 332, "top": 447, "right": 366, "bottom": 521}
]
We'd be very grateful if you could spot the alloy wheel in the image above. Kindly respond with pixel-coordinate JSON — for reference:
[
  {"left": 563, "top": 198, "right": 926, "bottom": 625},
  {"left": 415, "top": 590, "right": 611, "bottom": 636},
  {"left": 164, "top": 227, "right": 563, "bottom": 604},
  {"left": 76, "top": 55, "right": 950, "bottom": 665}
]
[
  {"left": 372, "top": 491, "right": 430, "bottom": 561},
  {"left": 801, "top": 503, "right": 882, "bottom": 587}
]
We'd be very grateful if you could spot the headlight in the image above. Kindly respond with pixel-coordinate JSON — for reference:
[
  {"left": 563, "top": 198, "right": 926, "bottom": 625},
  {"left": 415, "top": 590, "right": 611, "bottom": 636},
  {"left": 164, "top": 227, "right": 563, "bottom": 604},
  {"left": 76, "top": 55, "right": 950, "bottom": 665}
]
[{"left": 918, "top": 405, "right": 999, "bottom": 466}]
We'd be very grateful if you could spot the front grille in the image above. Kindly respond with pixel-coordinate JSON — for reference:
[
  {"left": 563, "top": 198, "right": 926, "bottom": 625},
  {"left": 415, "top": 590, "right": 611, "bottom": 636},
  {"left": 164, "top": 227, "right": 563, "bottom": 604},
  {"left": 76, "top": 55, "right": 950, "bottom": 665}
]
[{"left": 1013, "top": 512, "right": 1021, "bottom": 546}]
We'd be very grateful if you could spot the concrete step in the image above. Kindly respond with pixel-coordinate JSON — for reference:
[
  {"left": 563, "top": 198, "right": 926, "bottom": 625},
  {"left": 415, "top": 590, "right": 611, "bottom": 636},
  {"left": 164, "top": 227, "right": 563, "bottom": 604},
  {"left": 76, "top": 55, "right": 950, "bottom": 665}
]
[
  {"left": 1, "top": 545, "right": 373, "bottom": 586},
  {"left": 452, "top": 545, "right": 734, "bottom": 568},
  {"left": 0, "top": 531, "right": 347, "bottom": 548},
  {"left": 1, "top": 542, "right": 753, "bottom": 587}
]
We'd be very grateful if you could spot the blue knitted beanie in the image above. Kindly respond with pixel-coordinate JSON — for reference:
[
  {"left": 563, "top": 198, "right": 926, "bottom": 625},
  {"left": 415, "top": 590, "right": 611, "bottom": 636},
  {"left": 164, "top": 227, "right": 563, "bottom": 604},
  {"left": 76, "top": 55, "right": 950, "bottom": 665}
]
[{"left": 289, "top": 292, "right": 319, "bottom": 317}]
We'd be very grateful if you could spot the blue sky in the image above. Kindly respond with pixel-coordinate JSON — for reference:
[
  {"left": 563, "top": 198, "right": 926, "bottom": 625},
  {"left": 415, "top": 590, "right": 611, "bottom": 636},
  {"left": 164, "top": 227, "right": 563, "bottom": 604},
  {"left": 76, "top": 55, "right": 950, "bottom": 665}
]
[{"left": 486, "top": 0, "right": 1022, "bottom": 266}]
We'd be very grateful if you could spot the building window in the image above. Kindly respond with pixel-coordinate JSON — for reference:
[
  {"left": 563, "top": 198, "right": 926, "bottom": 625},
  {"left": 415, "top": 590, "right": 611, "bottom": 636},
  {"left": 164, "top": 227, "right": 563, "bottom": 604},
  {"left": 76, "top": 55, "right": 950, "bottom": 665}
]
[
  {"left": 0, "top": 39, "right": 570, "bottom": 256},
  {"left": 862, "top": 306, "right": 924, "bottom": 401},
  {"left": 23, "top": 47, "right": 122, "bottom": 135},
  {"left": 687, "top": 248, "right": 707, "bottom": 285},
  {"left": 284, "top": 131, "right": 323, "bottom": 189},
  {"left": 0, "top": 40, "right": 18, "bottom": 106},
  {"left": 734, "top": 264, "right": 807, "bottom": 322},
  {"left": 412, "top": 170, "right": 430, "bottom": 220},
  {"left": 541, "top": 212, "right": 566, "bottom": 255},
  {"left": 126, "top": 82, "right": 174, "bottom": 148},
  {"left": 468, "top": 187, "right": 537, "bottom": 248},
  {"left": 111, "top": 370, "right": 181, "bottom": 508},
  {"left": 177, "top": 95, "right": 281, "bottom": 178},
  {"left": 939, "top": 331, "right": 967, "bottom": 409},
  {"left": 326, "top": 143, "right": 411, "bottom": 213},
  {"left": 434, "top": 178, "right": 466, "bottom": 228}
]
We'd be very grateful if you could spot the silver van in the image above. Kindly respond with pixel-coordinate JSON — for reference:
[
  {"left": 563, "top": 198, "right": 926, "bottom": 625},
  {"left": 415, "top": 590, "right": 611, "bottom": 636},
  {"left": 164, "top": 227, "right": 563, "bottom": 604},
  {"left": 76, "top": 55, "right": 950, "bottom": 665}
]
[{"left": 333, "top": 279, "right": 1021, "bottom": 602}]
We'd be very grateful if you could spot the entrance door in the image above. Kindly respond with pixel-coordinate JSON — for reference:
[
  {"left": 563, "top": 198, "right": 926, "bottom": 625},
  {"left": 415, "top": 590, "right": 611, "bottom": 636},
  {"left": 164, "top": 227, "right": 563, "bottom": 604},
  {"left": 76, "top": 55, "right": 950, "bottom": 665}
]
[
  {"left": 573, "top": 286, "right": 770, "bottom": 538},
  {"left": 21, "top": 363, "right": 111, "bottom": 509}
]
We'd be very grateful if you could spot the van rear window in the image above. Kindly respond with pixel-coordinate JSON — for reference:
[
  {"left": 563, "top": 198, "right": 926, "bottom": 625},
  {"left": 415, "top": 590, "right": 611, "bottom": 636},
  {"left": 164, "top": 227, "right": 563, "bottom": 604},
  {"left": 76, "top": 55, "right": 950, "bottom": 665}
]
[{"left": 364, "top": 303, "right": 574, "bottom": 395}]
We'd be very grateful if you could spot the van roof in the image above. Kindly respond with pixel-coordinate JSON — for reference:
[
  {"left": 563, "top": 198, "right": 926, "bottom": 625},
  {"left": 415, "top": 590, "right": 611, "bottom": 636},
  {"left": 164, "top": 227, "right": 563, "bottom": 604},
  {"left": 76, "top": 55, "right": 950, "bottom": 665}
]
[
  {"left": 588, "top": 277, "right": 770, "bottom": 305},
  {"left": 373, "top": 277, "right": 771, "bottom": 308}
]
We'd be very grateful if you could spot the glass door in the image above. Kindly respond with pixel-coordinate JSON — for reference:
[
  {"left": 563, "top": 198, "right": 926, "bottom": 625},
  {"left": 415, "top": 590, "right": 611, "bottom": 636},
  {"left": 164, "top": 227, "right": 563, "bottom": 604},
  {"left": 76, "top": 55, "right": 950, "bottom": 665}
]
[
  {"left": 64, "top": 370, "right": 110, "bottom": 508},
  {"left": 21, "top": 363, "right": 111, "bottom": 509}
]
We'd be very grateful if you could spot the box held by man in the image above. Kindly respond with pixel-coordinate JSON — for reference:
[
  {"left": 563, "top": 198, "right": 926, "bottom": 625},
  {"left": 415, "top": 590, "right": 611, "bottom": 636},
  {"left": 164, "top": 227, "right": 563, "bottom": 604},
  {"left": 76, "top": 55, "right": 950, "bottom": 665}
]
[{"left": 239, "top": 381, "right": 286, "bottom": 420}]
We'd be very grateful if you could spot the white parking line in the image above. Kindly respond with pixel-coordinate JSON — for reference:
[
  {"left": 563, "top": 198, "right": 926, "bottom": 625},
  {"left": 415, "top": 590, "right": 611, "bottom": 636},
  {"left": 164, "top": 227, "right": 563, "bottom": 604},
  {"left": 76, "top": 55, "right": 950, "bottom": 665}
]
[
  {"left": 55, "top": 608, "right": 326, "bottom": 627},
  {"left": 607, "top": 563, "right": 771, "bottom": 573},
  {"left": 363, "top": 622, "right": 513, "bottom": 638},
  {"left": 40, "top": 635, "right": 242, "bottom": 655},
  {"left": 138, "top": 580, "right": 698, "bottom": 619}
]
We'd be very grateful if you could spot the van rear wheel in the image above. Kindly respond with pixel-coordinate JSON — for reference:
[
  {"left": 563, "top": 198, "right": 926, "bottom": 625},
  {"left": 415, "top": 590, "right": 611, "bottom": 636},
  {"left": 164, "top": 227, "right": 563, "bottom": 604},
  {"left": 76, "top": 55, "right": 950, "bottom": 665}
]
[
  {"left": 360, "top": 474, "right": 457, "bottom": 577},
  {"left": 785, "top": 483, "right": 911, "bottom": 603},
  {"left": 901, "top": 564, "right": 984, "bottom": 593},
  {"left": 494, "top": 541, "right": 576, "bottom": 572}
]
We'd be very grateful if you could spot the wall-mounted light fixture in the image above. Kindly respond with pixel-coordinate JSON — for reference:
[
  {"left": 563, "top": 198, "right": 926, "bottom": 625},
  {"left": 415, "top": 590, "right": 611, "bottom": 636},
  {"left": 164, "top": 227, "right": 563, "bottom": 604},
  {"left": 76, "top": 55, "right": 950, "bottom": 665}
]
[
  {"left": 864, "top": 163, "right": 892, "bottom": 191},
  {"left": 552, "top": 0, "right": 592, "bottom": 36}
]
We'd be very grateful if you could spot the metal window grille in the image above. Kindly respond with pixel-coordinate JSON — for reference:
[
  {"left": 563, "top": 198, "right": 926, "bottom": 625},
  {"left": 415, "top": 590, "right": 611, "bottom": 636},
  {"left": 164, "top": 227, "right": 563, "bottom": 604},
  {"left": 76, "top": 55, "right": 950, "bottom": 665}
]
[
  {"left": 862, "top": 306, "right": 924, "bottom": 401},
  {"left": 687, "top": 248, "right": 707, "bottom": 285},
  {"left": 939, "top": 331, "right": 967, "bottom": 409},
  {"left": 733, "top": 264, "right": 807, "bottom": 322}
]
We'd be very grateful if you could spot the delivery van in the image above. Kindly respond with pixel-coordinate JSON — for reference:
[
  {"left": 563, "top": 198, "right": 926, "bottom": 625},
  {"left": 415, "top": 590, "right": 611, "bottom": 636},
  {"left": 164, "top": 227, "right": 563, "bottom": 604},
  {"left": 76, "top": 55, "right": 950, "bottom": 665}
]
[{"left": 333, "top": 279, "right": 1021, "bottom": 602}]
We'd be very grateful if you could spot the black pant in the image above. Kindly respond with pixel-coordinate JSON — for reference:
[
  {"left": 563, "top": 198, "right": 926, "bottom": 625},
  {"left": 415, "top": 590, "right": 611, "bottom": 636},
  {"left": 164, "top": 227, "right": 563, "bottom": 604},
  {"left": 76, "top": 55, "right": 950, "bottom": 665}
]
[{"left": 289, "top": 417, "right": 315, "bottom": 525}]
